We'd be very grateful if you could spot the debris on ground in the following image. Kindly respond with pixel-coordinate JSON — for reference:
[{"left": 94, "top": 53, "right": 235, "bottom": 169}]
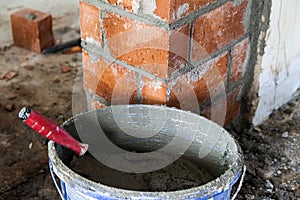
[
  {"left": 3, "top": 70, "right": 18, "bottom": 81},
  {"left": 228, "top": 95, "right": 300, "bottom": 199},
  {"left": 60, "top": 65, "right": 71, "bottom": 73},
  {"left": 4, "top": 104, "right": 15, "bottom": 112},
  {"left": 23, "top": 65, "right": 34, "bottom": 71}
]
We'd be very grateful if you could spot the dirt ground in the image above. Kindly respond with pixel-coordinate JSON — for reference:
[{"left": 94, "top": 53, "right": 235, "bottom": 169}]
[
  {"left": 0, "top": 36, "right": 81, "bottom": 199},
  {"left": 229, "top": 95, "right": 300, "bottom": 200},
  {"left": 0, "top": 29, "right": 299, "bottom": 200}
]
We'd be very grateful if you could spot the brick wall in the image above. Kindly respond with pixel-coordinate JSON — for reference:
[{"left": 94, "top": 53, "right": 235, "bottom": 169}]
[{"left": 80, "top": 0, "right": 251, "bottom": 126}]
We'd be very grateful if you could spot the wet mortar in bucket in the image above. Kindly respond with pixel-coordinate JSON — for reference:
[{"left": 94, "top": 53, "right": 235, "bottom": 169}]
[
  {"left": 49, "top": 105, "right": 243, "bottom": 199},
  {"left": 70, "top": 154, "right": 214, "bottom": 191}
]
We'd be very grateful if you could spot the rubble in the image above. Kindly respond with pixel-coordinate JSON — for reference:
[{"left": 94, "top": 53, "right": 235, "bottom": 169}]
[
  {"left": 3, "top": 70, "right": 18, "bottom": 81},
  {"left": 60, "top": 65, "right": 71, "bottom": 73},
  {"left": 4, "top": 104, "right": 15, "bottom": 112}
]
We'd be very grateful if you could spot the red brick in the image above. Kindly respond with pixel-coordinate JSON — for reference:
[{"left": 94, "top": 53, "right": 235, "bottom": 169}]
[
  {"left": 10, "top": 8, "right": 54, "bottom": 52},
  {"left": 83, "top": 52, "right": 137, "bottom": 104},
  {"left": 153, "top": 0, "right": 171, "bottom": 21},
  {"left": 166, "top": 79, "right": 200, "bottom": 112},
  {"left": 119, "top": 49, "right": 169, "bottom": 79},
  {"left": 201, "top": 86, "right": 241, "bottom": 126},
  {"left": 225, "top": 87, "right": 242, "bottom": 125},
  {"left": 82, "top": 51, "right": 107, "bottom": 93},
  {"left": 142, "top": 77, "right": 167, "bottom": 105},
  {"left": 108, "top": 0, "right": 117, "bottom": 3},
  {"left": 231, "top": 38, "right": 249, "bottom": 83},
  {"left": 103, "top": 13, "right": 192, "bottom": 79},
  {"left": 201, "top": 104, "right": 223, "bottom": 126},
  {"left": 142, "top": 0, "right": 216, "bottom": 22},
  {"left": 107, "top": 0, "right": 140, "bottom": 13},
  {"left": 81, "top": 0, "right": 248, "bottom": 125},
  {"left": 170, "top": 0, "right": 217, "bottom": 21},
  {"left": 167, "top": 52, "right": 228, "bottom": 109},
  {"left": 169, "top": 24, "right": 190, "bottom": 76},
  {"left": 80, "top": 2, "right": 101, "bottom": 43},
  {"left": 192, "top": 53, "right": 228, "bottom": 105},
  {"left": 104, "top": 12, "right": 169, "bottom": 78},
  {"left": 83, "top": 52, "right": 138, "bottom": 104},
  {"left": 166, "top": 91, "right": 180, "bottom": 109},
  {"left": 192, "top": 1, "right": 248, "bottom": 61}
]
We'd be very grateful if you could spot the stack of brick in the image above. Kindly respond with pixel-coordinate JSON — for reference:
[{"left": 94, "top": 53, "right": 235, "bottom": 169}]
[{"left": 80, "top": 0, "right": 251, "bottom": 126}]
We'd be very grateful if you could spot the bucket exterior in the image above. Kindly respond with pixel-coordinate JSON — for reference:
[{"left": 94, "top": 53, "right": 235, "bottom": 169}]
[
  {"left": 49, "top": 153, "right": 240, "bottom": 200},
  {"left": 48, "top": 105, "right": 243, "bottom": 200}
]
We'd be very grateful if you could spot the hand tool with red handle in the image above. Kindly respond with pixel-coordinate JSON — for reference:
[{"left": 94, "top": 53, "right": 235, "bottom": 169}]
[{"left": 18, "top": 107, "right": 88, "bottom": 156}]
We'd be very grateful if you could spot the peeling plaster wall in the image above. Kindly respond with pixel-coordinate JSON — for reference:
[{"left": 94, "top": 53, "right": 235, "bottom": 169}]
[{"left": 253, "top": 0, "right": 300, "bottom": 125}]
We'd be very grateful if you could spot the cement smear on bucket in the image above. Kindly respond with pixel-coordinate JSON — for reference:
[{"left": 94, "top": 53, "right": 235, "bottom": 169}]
[{"left": 70, "top": 154, "right": 214, "bottom": 192}]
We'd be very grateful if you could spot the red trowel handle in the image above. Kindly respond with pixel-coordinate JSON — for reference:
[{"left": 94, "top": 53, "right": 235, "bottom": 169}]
[{"left": 18, "top": 107, "right": 88, "bottom": 156}]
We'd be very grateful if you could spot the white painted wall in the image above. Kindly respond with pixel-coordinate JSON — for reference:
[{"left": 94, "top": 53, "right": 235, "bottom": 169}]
[
  {"left": 253, "top": 0, "right": 300, "bottom": 125},
  {"left": 0, "top": 0, "right": 79, "bottom": 47}
]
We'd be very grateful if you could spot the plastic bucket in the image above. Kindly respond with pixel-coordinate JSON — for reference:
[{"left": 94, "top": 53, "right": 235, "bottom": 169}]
[{"left": 48, "top": 105, "right": 245, "bottom": 200}]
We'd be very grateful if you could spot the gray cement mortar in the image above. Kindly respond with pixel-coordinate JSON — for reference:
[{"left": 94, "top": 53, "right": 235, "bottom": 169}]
[
  {"left": 70, "top": 154, "right": 214, "bottom": 192},
  {"left": 236, "top": 0, "right": 272, "bottom": 128}
]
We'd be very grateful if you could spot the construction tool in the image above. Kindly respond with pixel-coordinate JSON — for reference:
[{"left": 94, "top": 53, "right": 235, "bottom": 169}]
[{"left": 18, "top": 107, "right": 88, "bottom": 156}]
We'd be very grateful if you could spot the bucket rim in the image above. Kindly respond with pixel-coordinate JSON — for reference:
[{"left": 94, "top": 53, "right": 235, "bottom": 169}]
[{"left": 48, "top": 104, "right": 243, "bottom": 199}]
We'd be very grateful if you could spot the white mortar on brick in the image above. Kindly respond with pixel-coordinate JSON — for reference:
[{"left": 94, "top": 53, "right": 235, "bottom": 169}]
[
  {"left": 186, "top": 64, "right": 209, "bottom": 84},
  {"left": 149, "top": 80, "right": 163, "bottom": 91},
  {"left": 132, "top": 0, "right": 140, "bottom": 13},
  {"left": 231, "top": 0, "right": 244, "bottom": 7},
  {"left": 176, "top": 3, "right": 189, "bottom": 19},
  {"left": 85, "top": 37, "right": 103, "bottom": 62},
  {"left": 233, "top": 38, "right": 250, "bottom": 78},
  {"left": 142, "top": 0, "right": 157, "bottom": 17}
]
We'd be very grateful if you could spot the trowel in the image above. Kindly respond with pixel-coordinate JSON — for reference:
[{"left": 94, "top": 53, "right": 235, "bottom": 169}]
[{"left": 18, "top": 107, "right": 88, "bottom": 156}]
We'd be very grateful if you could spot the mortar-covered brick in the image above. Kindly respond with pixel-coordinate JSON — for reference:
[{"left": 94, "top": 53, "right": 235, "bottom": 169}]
[
  {"left": 82, "top": 51, "right": 107, "bottom": 93},
  {"left": 166, "top": 80, "right": 201, "bottom": 112},
  {"left": 192, "top": 0, "right": 248, "bottom": 60},
  {"left": 141, "top": 0, "right": 216, "bottom": 22},
  {"left": 153, "top": 0, "right": 171, "bottom": 21},
  {"left": 170, "top": 0, "right": 217, "bottom": 22},
  {"left": 231, "top": 38, "right": 249, "bottom": 83},
  {"left": 120, "top": 49, "right": 169, "bottom": 79},
  {"left": 10, "top": 8, "right": 54, "bottom": 52},
  {"left": 80, "top": 1, "right": 101, "bottom": 43},
  {"left": 83, "top": 51, "right": 138, "bottom": 104},
  {"left": 104, "top": 12, "right": 169, "bottom": 78},
  {"left": 107, "top": 0, "right": 140, "bottom": 13},
  {"left": 201, "top": 86, "right": 241, "bottom": 126},
  {"left": 94, "top": 61, "right": 138, "bottom": 104},
  {"left": 142, "top": 77, "right": 167, "bottom": 105},
  {"left": 169, "top": 24, "right": 190, "bottom": 76},
  {"left": 167, "top": 52, "right": 228, "bottom": 109},
  {"left": 225, "top": 87, "right": 242, "bottom": 124}
]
